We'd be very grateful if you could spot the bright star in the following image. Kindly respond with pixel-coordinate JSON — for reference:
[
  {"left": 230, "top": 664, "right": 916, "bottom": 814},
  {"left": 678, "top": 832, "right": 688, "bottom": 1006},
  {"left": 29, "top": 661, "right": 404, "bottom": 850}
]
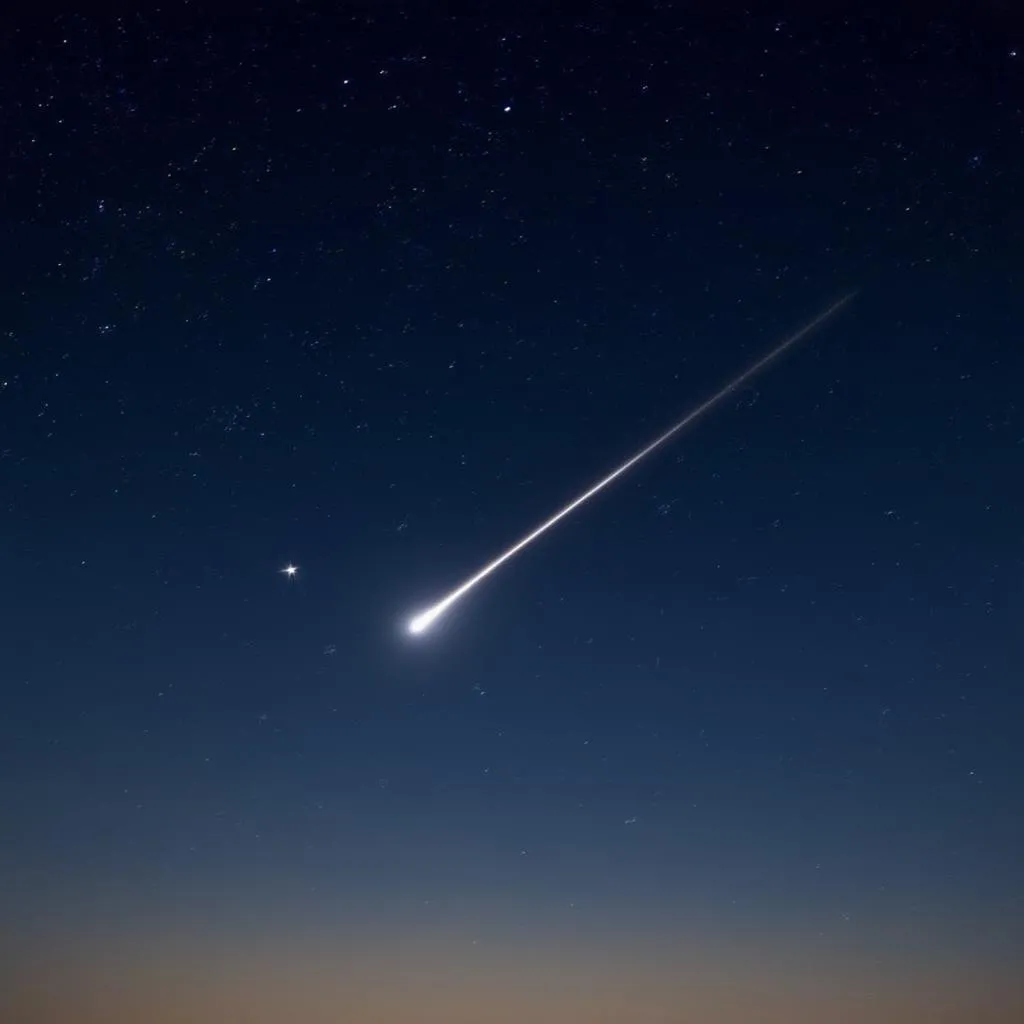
[{"left": 281, "top": 564, "right": 298, "bottom": 578}]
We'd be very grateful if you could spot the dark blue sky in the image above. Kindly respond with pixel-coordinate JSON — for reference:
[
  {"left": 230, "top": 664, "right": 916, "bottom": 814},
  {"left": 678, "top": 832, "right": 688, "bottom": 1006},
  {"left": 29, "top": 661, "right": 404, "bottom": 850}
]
[{"left": 2, "top": 6, "right": 1021, "bottom": 1021}]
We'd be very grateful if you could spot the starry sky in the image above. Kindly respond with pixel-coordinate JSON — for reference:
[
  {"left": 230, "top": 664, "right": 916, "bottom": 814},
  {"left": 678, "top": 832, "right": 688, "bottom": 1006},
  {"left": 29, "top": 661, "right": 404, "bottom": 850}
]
[{"left": 2, "top": 5, "right": 1022, "bottom": 1022}]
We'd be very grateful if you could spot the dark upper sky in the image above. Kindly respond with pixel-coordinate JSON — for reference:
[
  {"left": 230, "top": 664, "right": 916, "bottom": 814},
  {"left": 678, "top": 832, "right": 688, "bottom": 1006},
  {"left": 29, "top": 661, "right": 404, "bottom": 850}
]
[{"left": 2, "top": 5, "right": 1022, "bottom": 1022}]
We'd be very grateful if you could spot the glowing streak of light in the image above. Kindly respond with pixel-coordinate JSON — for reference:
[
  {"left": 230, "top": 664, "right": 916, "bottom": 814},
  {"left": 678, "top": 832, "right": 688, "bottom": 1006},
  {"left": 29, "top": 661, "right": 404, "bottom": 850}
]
[{"left": 406, "top": 293, "right": 856, "bottom": 635}]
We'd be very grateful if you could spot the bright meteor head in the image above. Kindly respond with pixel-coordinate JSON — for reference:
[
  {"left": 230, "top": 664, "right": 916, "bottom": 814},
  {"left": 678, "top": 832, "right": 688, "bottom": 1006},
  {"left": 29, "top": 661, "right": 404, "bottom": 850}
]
[
  {"left": 407, "top": 608, "right": 441, "bottom": 635},
  {"left": 407, "top": 590, "right": 463, "bottom": 635}
]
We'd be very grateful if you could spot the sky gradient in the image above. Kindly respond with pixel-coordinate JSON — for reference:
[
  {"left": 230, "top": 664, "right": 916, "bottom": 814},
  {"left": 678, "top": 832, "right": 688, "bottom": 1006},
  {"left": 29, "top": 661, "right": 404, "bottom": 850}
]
[{"left": 2, "top": 5, "right": 1022, "bottom": 1021}]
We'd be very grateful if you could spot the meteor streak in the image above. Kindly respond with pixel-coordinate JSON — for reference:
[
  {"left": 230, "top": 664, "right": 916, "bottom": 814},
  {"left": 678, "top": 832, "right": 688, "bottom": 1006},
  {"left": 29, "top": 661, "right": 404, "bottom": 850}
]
[{"left": 406, "top": 293, "right": 856, "bottom": 635}]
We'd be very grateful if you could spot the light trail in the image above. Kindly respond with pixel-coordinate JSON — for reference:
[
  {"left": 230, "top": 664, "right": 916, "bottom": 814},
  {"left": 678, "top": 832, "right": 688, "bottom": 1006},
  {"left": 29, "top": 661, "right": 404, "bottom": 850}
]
[{"left": 406, "top": 292, "right": 856, "bottom": 635}]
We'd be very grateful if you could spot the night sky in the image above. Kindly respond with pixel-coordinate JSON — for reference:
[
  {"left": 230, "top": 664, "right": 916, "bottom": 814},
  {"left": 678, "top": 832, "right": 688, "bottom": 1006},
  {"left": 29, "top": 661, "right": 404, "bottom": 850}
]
[{"left": 2, "top": 5, "right": 1022, "bottom": 1022}]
